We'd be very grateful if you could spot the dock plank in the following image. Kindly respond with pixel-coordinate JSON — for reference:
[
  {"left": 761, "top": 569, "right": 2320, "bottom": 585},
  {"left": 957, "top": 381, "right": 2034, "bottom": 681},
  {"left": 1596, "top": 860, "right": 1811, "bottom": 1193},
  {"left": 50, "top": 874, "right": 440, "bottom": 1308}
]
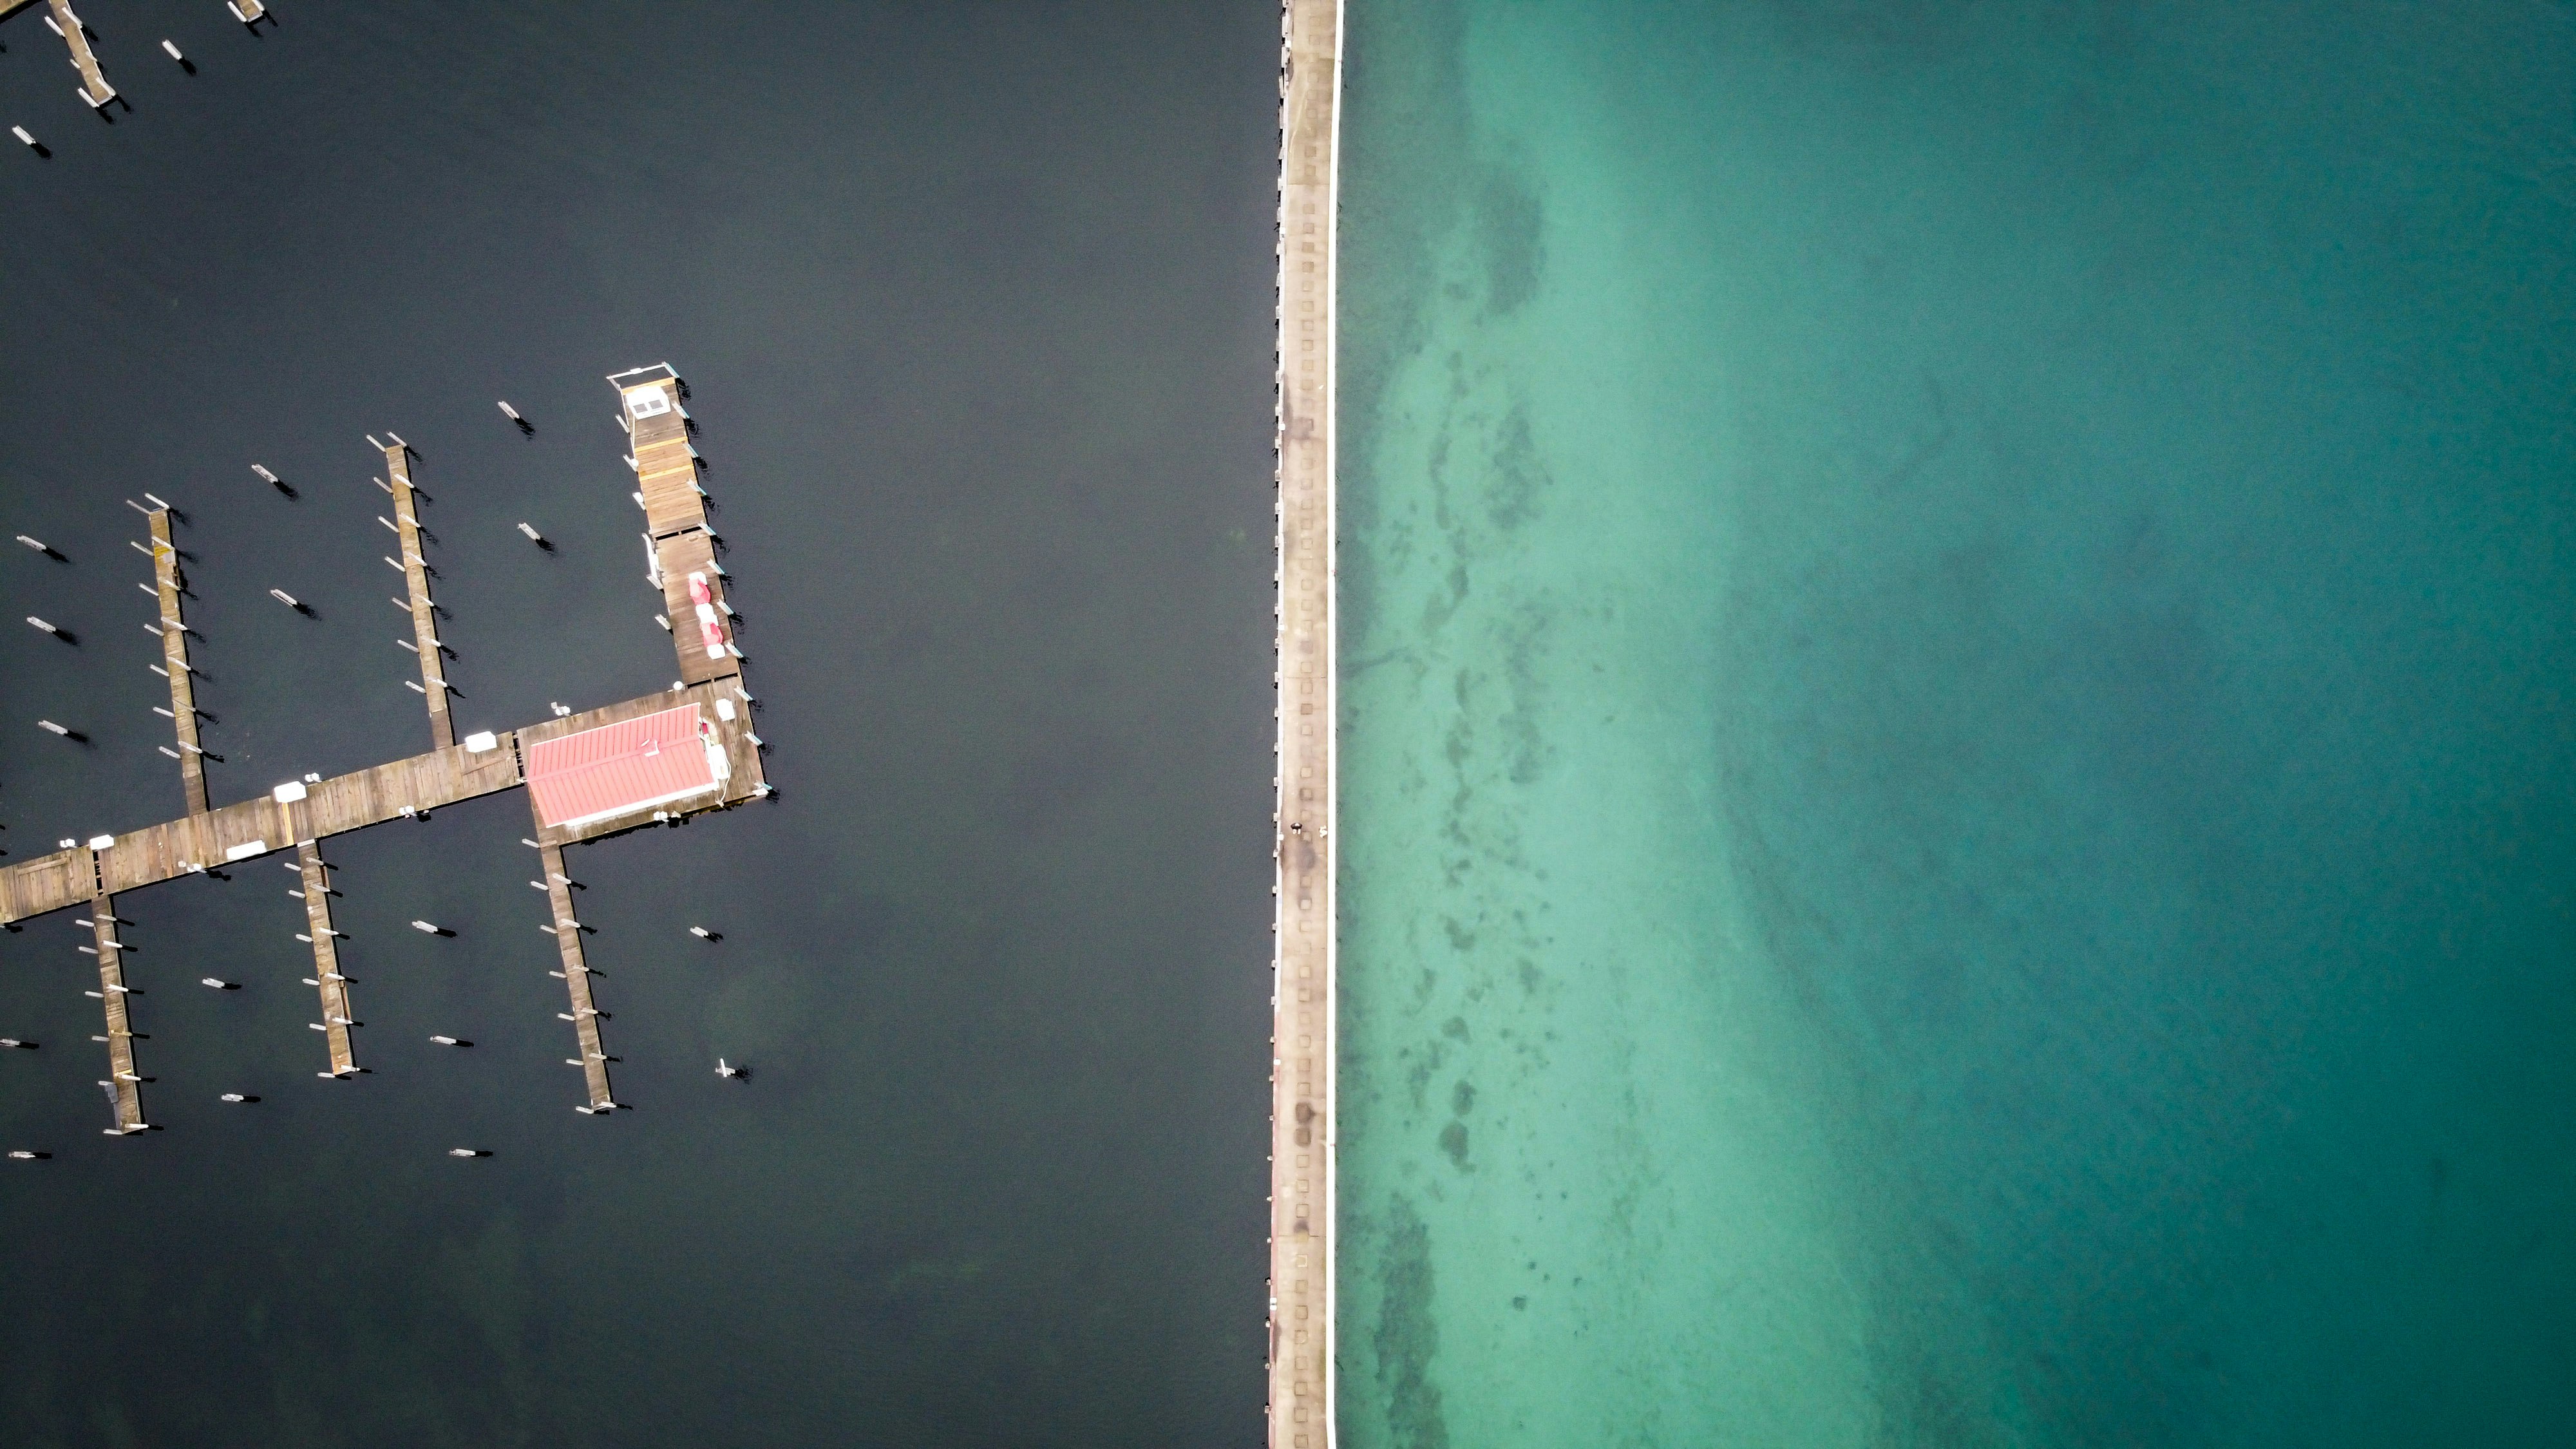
[{"left": 1, "top": 850, "right": 91, "bottom": 923}]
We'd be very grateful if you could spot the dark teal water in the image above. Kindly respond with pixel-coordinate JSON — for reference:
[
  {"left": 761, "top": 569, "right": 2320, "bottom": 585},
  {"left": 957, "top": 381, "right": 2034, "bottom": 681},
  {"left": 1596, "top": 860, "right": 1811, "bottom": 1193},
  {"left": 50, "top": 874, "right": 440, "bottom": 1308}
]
[
  {"left": 0, "top": 3, "right": 1284, "bottom": 1444},
  {"left": 1337, "top": 3, "right": 2576, "bottom": 1443}
]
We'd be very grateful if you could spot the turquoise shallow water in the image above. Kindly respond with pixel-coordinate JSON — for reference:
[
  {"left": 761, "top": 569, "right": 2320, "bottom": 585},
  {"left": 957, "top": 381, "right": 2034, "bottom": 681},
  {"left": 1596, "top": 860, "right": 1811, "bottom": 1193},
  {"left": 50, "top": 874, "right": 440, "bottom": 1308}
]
[{"left": 1336, "top": 3, "right": 2576, "bottom": 1444}]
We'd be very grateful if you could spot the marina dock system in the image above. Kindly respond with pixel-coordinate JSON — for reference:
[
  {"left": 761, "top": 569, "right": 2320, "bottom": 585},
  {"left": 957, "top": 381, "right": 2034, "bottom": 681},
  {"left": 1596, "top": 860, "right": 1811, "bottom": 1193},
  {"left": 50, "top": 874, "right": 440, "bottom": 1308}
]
[
  {"left": 145, "top": 508, "right": 211, "bottom": 815},
  {"left": 1269, "top": 3, "right": 1342, "bottom": 1448},
  {"left": 0, "top": 366, "right": 770, "bottom": 1132}
]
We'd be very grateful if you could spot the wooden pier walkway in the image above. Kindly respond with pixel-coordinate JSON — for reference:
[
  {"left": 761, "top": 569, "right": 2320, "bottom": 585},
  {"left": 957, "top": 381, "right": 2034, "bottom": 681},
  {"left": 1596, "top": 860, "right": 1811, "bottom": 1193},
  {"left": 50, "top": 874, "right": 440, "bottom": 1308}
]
[
  {"left": 614, "top": 365, "right": 750, "bottom": 689},
  {"left": 296, "top": 843, "right": 358, "bottom": 1078},
  {"left": 146, "top": 509, "right": 211, "bottom": 815},
  {"left": 88, "top": 893, "right": 147, "bottom": 1133},
  {"left": 536, "top": 844, "right": 613, "bottom": 1110},
  {"left": 100, "top": 733, "right": 521, "bottom": 899},
  {"left": 383, "top": 442, "right": 455, "bottom": 750},
  {"left": 651, "top": 527, "right": 744, "bottom": 688},
  {"left": 0, "top": 736, "right": 522, "bottom": 918},
  {"left": 616, "top": 366, "right": 706, "bottom": 541},
  {"left": 44, "top": 0, "right": 115, "bottom": 109},
  {"left": 1269, "top": 3, "right": 1342, "bottom": 1446}
]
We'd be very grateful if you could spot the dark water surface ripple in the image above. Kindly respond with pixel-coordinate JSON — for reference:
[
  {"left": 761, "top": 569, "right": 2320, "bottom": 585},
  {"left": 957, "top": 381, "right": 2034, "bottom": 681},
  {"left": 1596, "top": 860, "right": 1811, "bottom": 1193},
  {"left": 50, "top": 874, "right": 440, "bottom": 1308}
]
[{"left": 0, "top": 3, "right": 1283, "bottom": 1444}]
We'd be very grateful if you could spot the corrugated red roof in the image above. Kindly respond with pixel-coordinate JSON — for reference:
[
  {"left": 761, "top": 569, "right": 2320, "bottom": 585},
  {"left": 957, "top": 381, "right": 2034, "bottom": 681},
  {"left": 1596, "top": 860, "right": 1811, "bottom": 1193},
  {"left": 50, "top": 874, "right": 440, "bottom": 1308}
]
[{"left": 526, "top": 705, "right": 717, "bottom": 828}]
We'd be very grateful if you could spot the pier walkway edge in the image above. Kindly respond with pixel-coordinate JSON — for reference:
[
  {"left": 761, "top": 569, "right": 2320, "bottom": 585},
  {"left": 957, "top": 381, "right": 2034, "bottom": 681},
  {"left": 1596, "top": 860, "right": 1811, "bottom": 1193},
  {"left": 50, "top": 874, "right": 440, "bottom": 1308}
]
[{"left": 1269, "top": 2, "right": 1341, "bottom": 1447}]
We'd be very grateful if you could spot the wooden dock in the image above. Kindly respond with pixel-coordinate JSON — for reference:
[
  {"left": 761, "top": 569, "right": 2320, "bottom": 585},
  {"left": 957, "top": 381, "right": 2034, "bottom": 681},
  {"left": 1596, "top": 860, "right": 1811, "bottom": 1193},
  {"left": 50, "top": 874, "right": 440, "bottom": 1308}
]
[
  {"left": 616, "top": 366, "right": 706, "bottom": 540},
  {"left": 1269, "top": 3, "right": 1342, "bottom": 1446},
  {"left": 296, "top": 843, "right": 358, "bottom": 1078},
  {"left": 0, "top": 695, "right": 759, "bottom": 1122},
  {"left": 383, "top": 442, "right": 455, "bottom": 750},
  {"left": 44, "top": 0, "right": 115, "bottom": 109},
  {"left": 3, "top": 372, "right": 772, "bottom": 1127},
  {"left": 536, "top": 844, "right": 614, "bottom": 1110},
  {"left": 613, "top": 365, "right": 751, "bottom": 688},
  {"left": 77, "top": 734, "right": 525, "bottom": 898},
  {"left": 0, "top": 846, "right": 88, "bottom": 925},
  {"left": 146, "top": 509, "right": 212, "bottom": 815},
  {"left": 88, "top": 893, "right": 147, "bottom": 1134},
  {"left": 650, "top": 527, "right": 745, "bottom": 687}
]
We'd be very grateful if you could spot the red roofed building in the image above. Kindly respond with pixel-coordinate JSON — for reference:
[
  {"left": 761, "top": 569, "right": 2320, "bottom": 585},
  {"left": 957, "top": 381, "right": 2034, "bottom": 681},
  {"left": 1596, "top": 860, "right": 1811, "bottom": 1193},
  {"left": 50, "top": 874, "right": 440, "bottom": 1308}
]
[{"left": 526, "top": 704, "right": 725, "bottom": 829}]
